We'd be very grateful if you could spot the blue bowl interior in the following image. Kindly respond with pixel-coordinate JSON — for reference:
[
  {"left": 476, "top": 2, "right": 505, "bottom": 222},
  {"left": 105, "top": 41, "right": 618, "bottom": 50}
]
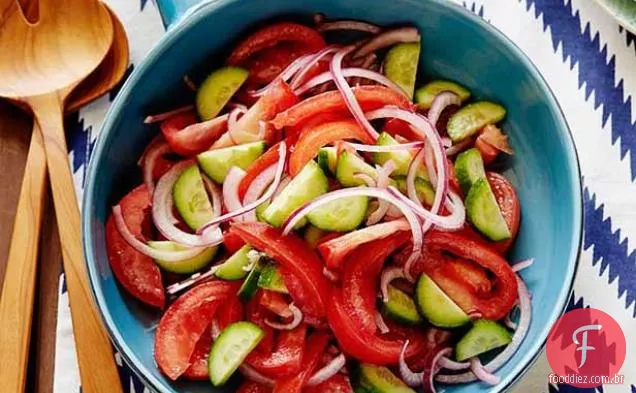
[{"left": 83, "top": 0, "right": 581, "bottom": 392}]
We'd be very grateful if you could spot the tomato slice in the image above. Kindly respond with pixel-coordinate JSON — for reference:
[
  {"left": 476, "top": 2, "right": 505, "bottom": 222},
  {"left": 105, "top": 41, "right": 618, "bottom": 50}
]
[
  {"left": 383, "top": 118, "right": 425, "bottom": 141},
  {"left": 341, "top": 232, "right": 410, "bottom": 334},
  {"left": 160, "top": 110, "right": 228, "bottom": 156},
  {"left": 304, "top": 374, "right": 354, "bottom": 393},
  {"left": 245, "top": 43, "right": 314, "bottom": 84},
  {"left": 272, "top": 332, "right": 330, "bottom": 393},
  {"left": 154, "top": 281, "right": 239, "bottom": 380},
  {"left": 227, "top": 22, "right": 326, "bottom": 67},
  {"left": 238, "top": 381, "right": 272, "bottom": 393},
  {"left": 238, "top": 141, "right": 285, "bottom": 200},
  {"left": 218, "top": 294, "right": 245, "bottom": 329},
  {"left": 223, "top": 230, "right": 247, "bottom": 254},
  {"left": 487, "top": 172, "right": 521, "bottom": 254},
  {"left": 318, "top": 219, "right": 410, "bottom": 271},
  {"left": 247, "top": 291, "right": 276, "bottom": 353},
  {"left": 260, "top": 290, "right": 293, "bottom": 318},
  {"left": 212, "top": 79, "right": 298, "bottom": 148},
  {"left": 475, "top": 136, "right": 498, "bottom": 165},
  {"left": 285, "top": 111, "right": 348, "bottom": 145},
  {"left": 419, "top": 231, "right": 518, "bottom": 320},
  {"left": 182, "top": 326, "right": 213, "bottom": 380},
  {"left": 105, "top": 185, "right": 165, "bottom": 308},
  {"left": 230, "top": 222, "right": 330, "bottom": 318},
  {"left": 271, "top": 86, "right": 413, "bottom": 130},
  {"left": 288, "top": 120, "right": 374, "bottom": 176},
  {"left": 246, "top": 324, "right": 308, "bottom": 377}
]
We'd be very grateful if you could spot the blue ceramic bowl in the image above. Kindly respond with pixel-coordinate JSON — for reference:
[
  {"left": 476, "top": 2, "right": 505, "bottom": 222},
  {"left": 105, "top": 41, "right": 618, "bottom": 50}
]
[{"left": 83, "top": 0, "right": 582, "bottom": 392}]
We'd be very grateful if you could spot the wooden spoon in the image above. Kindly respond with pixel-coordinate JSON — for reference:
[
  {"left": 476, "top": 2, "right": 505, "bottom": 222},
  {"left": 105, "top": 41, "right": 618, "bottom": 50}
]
[
  {"left": 0, "top": 2, "right": 129, "bottom": 391},
  {"left": 0, "top": 1, "right": 123, "bottom": 393}
]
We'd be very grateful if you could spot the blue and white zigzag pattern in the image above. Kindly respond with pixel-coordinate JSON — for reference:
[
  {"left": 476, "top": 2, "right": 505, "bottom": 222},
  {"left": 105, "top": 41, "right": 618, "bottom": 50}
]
[{"left": 58, "top": 0, "right": 636, "bottom": 392}]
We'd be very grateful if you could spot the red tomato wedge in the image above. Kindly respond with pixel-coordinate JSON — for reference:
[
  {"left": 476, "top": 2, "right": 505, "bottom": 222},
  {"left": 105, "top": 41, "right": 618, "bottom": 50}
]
[
  {"left": 212, "top": 79, "right": 298, "bottom": 148},
  {"left": 105, "top": 185, "right": 165, "bottom": 308},
  {"left": 154, "top": 281, "right": 239, "bottom": 380},
  {"left": 230, "top": 222, "right": 330, "bottom": 318},
  {"left": 487, "top": 172, "right": 521, "bottom": 254},
  {"left": 238, "top": 381, "right": 272, "bottom": 393},
  {"left": 218, "top": 295, "right": 245, "bottom": 329},
  {"left": 227, "top": 22, "right": 326, "bottom": 67},
  {"left": 475, "top": 135, "right": 499, "bottom": 165},
  {"left": 246, "top": 324, "right": 308, "bottom": 377},
  {"left": 182, "top": 327, "right": 212, "bottom": 380},
  {"left": 245, "top": 43, "right": 315, "bottom": 84},
  {"left": 247, "top": 291, "right": 276, "bottom": 354},
  {"left": 288, "top": 120, "right": 374, "bottom": 176},
  {"left": 271, "top": 86, "right": 413, "bottom": 130},
  {"left": 223, "top": 230, "right": 247, "bottom": 254},
  {"left": 273, "top": 332, "right": 330, "bottom": 393},
  {"left": 383, "top": 118, "right": 425, "bottom": 141},
  {"left": 341, "top": 232, "right": 410, "bottom": 334},
  {"left": 160, "top": 110, "right": 228, "bottom": 156},
  {"left": 238, "top": 141, "right": 285, "bottom": 200},
  {"left": 304, "top": 374, "right": 354, "bottom": 393},
  {"left": 285, "top": 111, "right": 348, "bottom": 145},
  {"left": 418, "top": 231, "right": 518, "bottom": 320},
  {"left": 318, "top": 219, "right": 410, "bottom": 271},
  {"left": 260, "top": 290, "right": 293, "bottom": 318}
]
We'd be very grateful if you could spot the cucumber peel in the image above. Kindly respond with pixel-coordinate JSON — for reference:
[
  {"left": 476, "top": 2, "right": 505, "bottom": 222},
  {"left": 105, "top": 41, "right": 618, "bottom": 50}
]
[
  {"left": 415, "top": 80, "right": 471, "bottom": 109},
  {"left": 257, "top": 264, "right": 289, "bottom": 294},
  {"left": 197, "top": 66, "right": 249, "bottom": 120},
  {"left": 455, "top": 148, "right": 486, "bottom": 195},
  {"left": 447, "top": 101, "right": 506, "bottom": 142},
  {"left": 465, "top": 178, "right": 511, "bottom": 241}
]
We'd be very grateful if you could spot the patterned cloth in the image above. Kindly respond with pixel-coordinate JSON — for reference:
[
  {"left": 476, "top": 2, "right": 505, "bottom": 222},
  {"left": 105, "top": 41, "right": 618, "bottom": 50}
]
[{"left": 56, "top": 0, "right": 636, "bottom": 392}]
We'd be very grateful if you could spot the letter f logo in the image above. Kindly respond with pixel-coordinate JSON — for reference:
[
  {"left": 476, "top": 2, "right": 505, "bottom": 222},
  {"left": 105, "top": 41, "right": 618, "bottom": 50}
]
[{"left": 572, "top": 324, "right": 602, "bottom": 368}]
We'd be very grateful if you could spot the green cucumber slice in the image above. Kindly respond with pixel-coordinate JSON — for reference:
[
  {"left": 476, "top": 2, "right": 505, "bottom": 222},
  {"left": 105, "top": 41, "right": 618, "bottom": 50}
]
[
  {"left": 455, "top": 319, "right": 512, "bottom": 361},
  {"left": 262, "top": 161, "right": 328, "bottom": 227},
  {"left": 394, "top": 176, "right": 435, "bottom": 206},
  {"left": 215, "top": 245, "right": 253, "bottom": 280},
  {"left": 208, "top": 321, "right": 264, "bottom": 386},
  {"left": 447, "top": 101, "right": 506, "bottom": 142},
  {"left": 335, "top": 151, "right": 377, "bottom": 187},
  {"left": 381, "top": 285, "right": 422, "bottom": 325},
  {"left": 415, "top": 80, "right": 471, "bottom": 110},
  {"left": 415, "top": 273, "right": 470, "bottom": 328},
  {"left": 465, "top": 178, "right": 511, "bottom": 241},
  {"left": 307, "top": 195, "right": 368, "bottom": 232},
  {"left": 238, "top": 259, "right": 264, "bottom": 302},
  {"left": 257, "top": 264, "right": 288, "bottom": 294},
  {"left": 304, "top": 225, "right": 325, "bottom": 248},
  {"left": 454, "top": 148, "right": 486, "bottom": 195},
  {"left": 383, "top": 42, "right": 420, "bottom": 99},
  {"left": 372, "top": 133, "right": 413, "bottom": 176},
  {"left": 197, "top": 141, "right": 265, "bottom": 184},
  {"left": 358, "top": 364, "right": 416, "bottom": 393},
  {"left": 172, "top": 165, "right": 215, "bottom": 230},
  {"left": 147, "top": 241, "right": 217, "bottom": 274},
  {"left": 317, "top": 147, "right": 338, "bottom": 174},
  {"left": 196, "top": 66, "right": 249, "bottom": 120}
]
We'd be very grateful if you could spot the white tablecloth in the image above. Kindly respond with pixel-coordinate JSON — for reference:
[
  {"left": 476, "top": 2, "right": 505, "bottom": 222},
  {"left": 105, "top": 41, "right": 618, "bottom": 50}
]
[{"left": 57, "top": 0, "right": 636, "bottom": 391}]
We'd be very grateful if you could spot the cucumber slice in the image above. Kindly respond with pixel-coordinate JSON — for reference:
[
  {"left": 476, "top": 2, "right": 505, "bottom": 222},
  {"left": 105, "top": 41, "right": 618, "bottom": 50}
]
[
  {"left": 304, "top": 225, "right": 325, "bottom": 248},
  {"left": 257, "top": 264, "right": 288, "bottom": 294},
  {"left": 208, "top": 321, "right": 264, "bottom": 386},
  {"left": 415, "top": 273, "right": 470, "bottom": 328},
  {"left": 197, "top": 141, "right": 265, "bottom": 184},
  {"left": 358, "top": 364, "right": 416, "bottom": 393},
  {"left": 372, "top": 133, "right": 413, "bottom": 176},
  {"left": 415, "top": 80, "right": 471, "bottom": 110},
  {"left": 394, "top": 176, "right": 435, "bottom": 206},
  {"left": 262, "top": 161, "right": 328, "bottom": 227},
  {"left": 455, "top": 319, "right": 512, "bottom": 361},
  {"left": 172, "top": 165, "right": 215, "bottom": 230},
  {"left": 196, "top": 66, "right": 249, "bottom": 120},
  {"left": 383, "top": 42, "right": 420, "bottom": 99},
  {"left": 447, "top": 101, "right": 506, "bottom": 142},
  {"left": 381, "top": 285, "right": 422, "bottom": 325},
  {"left": 465, "top": 178, "right": 511, "bottom": 241},
  {"left": 317, "top": 147, "right": 338, "bottom": 174},
  {"left": 238, "top": 259, "right": 264, "bottom": 302},
  {"left": 307, "top": 195, "right": 368, "bottom": 232},
  {"left": 336, "top": 151, "right": 377, "bottom": 187},
  {"left": 215, "top": 245, "right": 253, "bottom": 280},
  {"left": 147, "top": 241, "right": 217, "bottom": 274},
  {"left": 455, "top": 148, "right": 486, "bottom": 195}
]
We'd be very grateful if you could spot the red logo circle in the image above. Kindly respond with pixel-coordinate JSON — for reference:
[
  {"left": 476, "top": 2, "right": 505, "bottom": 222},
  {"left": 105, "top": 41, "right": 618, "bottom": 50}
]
[{"left": 546, "top": 308, "right": 625, "bottom": 388}]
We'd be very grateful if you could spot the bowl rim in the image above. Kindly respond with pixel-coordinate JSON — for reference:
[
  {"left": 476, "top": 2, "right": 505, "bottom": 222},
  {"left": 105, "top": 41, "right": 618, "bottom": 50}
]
[{"left": 82, "top": 0, "right": 583, "bottom": 392}]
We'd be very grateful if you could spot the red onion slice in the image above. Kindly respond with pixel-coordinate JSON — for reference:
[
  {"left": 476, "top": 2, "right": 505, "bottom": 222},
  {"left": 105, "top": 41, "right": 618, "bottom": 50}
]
[
  {"left": 380, "top": 266, "right": 407, "bottom": 303},
  {"left": 240, "top": 364, "right": 275, "bottom": 387},
  {"left": 390, "top": 187, "right": 465, "bottom": 230},
  {"left": 353, "top": 173, "right": 376, "bottom": 187},
  {"left": 142, "top": 141, "right": 170, "bottom": 195},
  {"left": 512, "top": 258, "right": 534, "bottom": 272},
  {"left": 250, "top": 54, "right": 314, "bottom": 97},
  {"left": 346, "top": 140, "right": 424, "bottom": 153},
  {"left": 307, "top": 354, "right": 347, "bottom": 386},
  {"left": 289, "top": 46, "right": 341, "bottom": 90},
  {"left": 317, "top": 20, "right": 382, "bottom": 34},
  {"left": 445, "top": 138, "right": 473, "bottom": 157},
  {"left": 323, "top": 267, "right": 339, "bottom": 282},
  {"left": 470, "top": 358, "right": 500, "bottom": 385},
  {"left": 331, "top": 47, "right": 379, "bottom": 140},
  {"left": 166, "top": 264, "right": 222, "bottom": 296},
  {"left": 152, "top": 161, "right": 224, "bottom": 247},
  {"left": 227, "top": 107, "right": 247, "bottom": 145},
  {"left": 211, "top": 319, "right": 221, "bottom": 340},
  {"left": 197, "top": 142, "right": 287, "bottom": 233},
  {"left": 183, "top": 75, "right": 197, "bottom": 92},
  {"left": 399, "top": 340, "right": 424, "bottom": 387},
  {"left": 295, "top": 67, "right": 408, "bottom": 97},
  {"left": 223, "top": 167, "right": 247, "bottom": 221},
  {"left": 439, "top": 356, "right": 470, "bottom": 371},
  {"left": 436, "top": 275, "right": 531, "bottom": 384},
  {"left": 367, "top": 160, "right": 396, "bottom": 225},
  {"left": 427, "top": 91, "right": 461, "bottom": 127},
  {"left": 202, "top": 175, "right": 222, "bottom": 218},
  {"left": 144, "top": 105, "right": 195, "bottom": 124},
  {"left": 242, "top": 164, "right": 278, "bottom": 222},
  {"left": 375, "top": 311, "right": 390, "bottom": 334},
  {"left": 354, "top": 27, "right": 420, "bottom": 58},
  {"left": 112, "top": 205, "right": 207, "bottom": 261},
  {"left": 264, "top": 303, "right": 303, "bottom": 331}
]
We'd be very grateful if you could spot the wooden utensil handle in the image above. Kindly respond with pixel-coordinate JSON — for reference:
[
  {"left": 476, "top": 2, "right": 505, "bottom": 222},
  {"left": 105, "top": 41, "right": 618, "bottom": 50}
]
[
  {"left": 30, "top": 93, "right": 123, "bottom": 393},
  {"left": 0, "top": 125, "right": 47, "bottom": 393}
]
